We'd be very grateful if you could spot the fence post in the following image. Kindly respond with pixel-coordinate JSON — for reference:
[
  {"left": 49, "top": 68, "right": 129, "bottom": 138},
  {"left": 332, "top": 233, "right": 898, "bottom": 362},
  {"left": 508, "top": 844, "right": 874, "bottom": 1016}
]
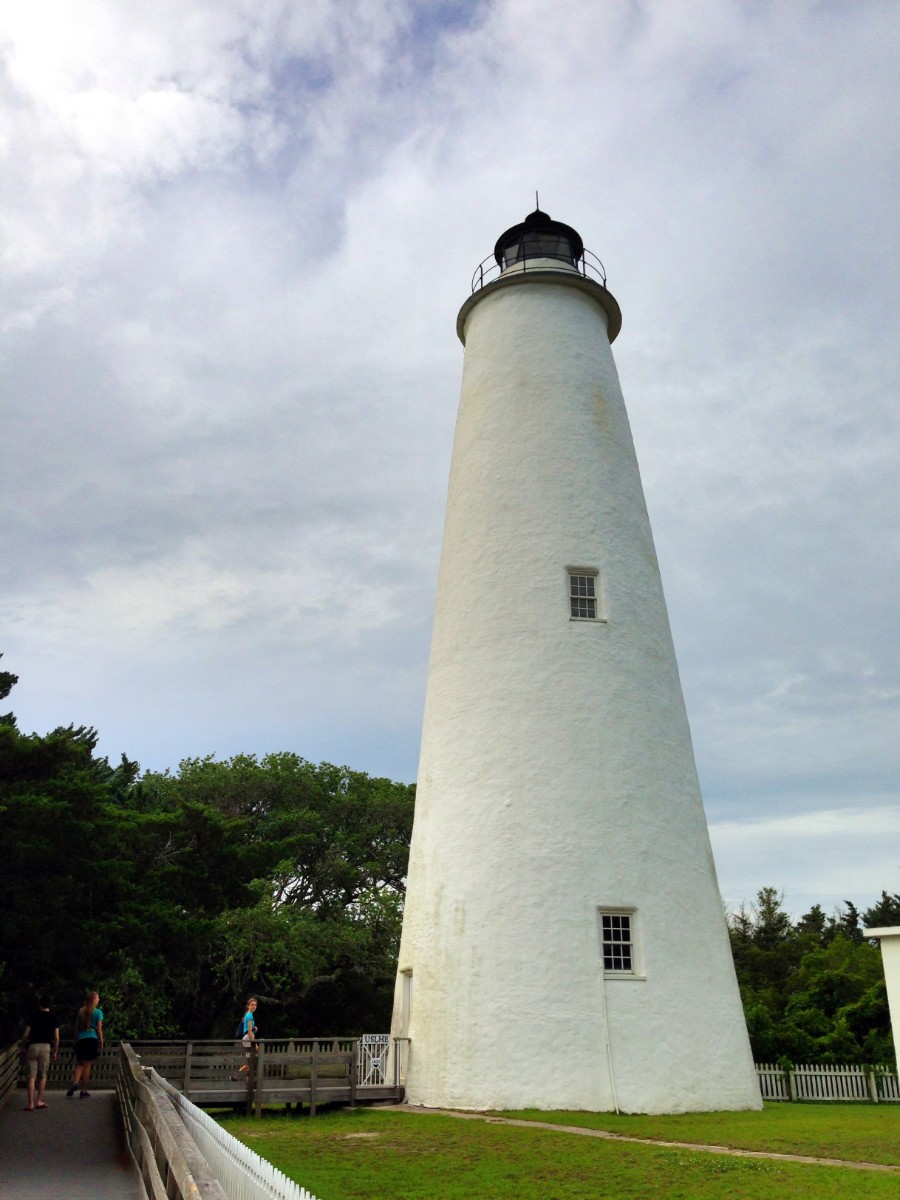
[
  {"left": 183, "top": 1041, "right": 193, "bottom": 1102},
  {"left": 253, "top": 1041, "right": 265, "bottom": 1119},
  {"left": 310, "top": 1040, "right": 319, "bottom": 1118},
  {"left": 867, "top": 1067, "right": 879, "bottom": 1103},
  {"left": 244, "top": 1044, "right": 252, "bottom": 1116},
  {"left": 349, "top": 1040, "right": 358, "bottom": 1109},
  {"left": 787, "top": 1066, "right": 797, "bottom": 1102}
]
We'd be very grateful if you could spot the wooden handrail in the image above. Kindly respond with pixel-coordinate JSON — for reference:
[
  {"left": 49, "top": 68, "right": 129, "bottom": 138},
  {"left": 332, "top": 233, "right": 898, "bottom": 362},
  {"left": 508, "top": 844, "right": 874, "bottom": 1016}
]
[
  {"left": 0, "top": 1041, "right": 20, "bottom": 1112},
  {"left": 117, "top": 1042, "right": 228, "bottom": 1200}
]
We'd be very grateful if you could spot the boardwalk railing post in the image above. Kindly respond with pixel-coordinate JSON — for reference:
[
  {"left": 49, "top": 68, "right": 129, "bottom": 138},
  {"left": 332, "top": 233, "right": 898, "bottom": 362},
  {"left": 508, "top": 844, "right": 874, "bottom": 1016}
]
[
  {"left": 310, "top": 1041, "right": 319, "bottom": 1118},
  {"left": 183, "top": 1041, "right": 193, "bottom": 1102},
  {"left": 349, "top": 1040, "right": 358, "bottom": 1109},
  {"left": 253, "top": 1041, "right": 264, "bottom": 1118},
  {"left": 0, "top": 1042, "right": 20, "bottom": 1112}
]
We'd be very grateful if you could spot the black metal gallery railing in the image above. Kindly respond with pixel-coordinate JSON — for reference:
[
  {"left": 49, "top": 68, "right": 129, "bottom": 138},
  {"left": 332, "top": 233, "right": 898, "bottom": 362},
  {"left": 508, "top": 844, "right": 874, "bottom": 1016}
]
[{"left": 471, "top": 246, "right": 608, "bottom": 293}]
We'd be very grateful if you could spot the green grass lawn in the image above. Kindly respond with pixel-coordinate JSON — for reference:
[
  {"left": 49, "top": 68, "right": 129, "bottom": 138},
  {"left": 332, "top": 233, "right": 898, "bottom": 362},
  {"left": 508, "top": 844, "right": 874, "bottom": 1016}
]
[
  {"left": 217, "top": 1103, "right": 900, "bottom": 1200},
  {"left": 502, "top": 1102, "right": 900, "bottom": 1165}
]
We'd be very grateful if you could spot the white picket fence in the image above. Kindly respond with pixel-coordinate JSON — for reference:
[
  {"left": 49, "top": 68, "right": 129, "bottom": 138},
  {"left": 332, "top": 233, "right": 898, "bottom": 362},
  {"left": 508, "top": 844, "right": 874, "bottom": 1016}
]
[
  {"left": 149, "top": 1069, "right": 319, "bottom": 1200},
  {"left": 756, "top": 1062, "right": 900, "bottom": 1102}
]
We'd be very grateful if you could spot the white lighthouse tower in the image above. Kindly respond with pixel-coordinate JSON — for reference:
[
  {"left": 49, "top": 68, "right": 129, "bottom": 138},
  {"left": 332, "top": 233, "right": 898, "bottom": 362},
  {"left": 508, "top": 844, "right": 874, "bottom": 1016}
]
[{"left": 391, "top": 209, "right": 761, "bottom": 1114}]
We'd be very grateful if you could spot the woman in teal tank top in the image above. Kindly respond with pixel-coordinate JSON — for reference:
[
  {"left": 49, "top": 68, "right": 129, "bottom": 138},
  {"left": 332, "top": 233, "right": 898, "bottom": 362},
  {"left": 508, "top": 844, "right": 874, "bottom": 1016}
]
[{"left": 66, "top": 990, "right": 104, "bottom": 1098}]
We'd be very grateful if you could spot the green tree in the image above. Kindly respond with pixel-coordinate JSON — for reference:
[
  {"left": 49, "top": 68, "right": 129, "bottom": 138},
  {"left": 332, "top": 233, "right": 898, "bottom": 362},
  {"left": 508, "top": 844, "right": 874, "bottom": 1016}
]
[
  {"left": 0, "top": 661, "right": 414, "bottom": 1042},
  {"left": 0, "top": 696, "right": 140, "bottom": 1036},
  {"left": 785, "top": 934, "right": 891, "bottom": 1063},
  {"left": 139, "top": 753, "right": 415, "bottom": 1035},
  {"left": 728, "top": 888, "right": 893, "bottom": 1066},
  {"left": 863, "top": 891, "right": 900, "bottom": 929}
]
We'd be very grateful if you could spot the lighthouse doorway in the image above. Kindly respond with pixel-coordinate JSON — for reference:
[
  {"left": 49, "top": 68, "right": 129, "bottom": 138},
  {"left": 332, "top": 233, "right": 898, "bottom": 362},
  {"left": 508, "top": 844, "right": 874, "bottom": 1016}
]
[{"left": 399, "top": 969, "right": 412, "bottom": 1038}]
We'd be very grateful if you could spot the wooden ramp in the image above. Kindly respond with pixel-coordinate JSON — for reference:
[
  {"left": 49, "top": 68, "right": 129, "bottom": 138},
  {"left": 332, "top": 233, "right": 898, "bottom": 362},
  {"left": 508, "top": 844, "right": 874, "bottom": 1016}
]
[{"left": 0, "top": 1089, "right": 142, "bottom": 1200}]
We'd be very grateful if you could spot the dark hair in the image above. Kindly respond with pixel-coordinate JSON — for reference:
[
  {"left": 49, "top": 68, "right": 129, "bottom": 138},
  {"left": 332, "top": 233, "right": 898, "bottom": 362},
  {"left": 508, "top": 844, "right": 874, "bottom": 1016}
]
[{"left": 38, "top": 995, "right": 51, "bottom": 1009}]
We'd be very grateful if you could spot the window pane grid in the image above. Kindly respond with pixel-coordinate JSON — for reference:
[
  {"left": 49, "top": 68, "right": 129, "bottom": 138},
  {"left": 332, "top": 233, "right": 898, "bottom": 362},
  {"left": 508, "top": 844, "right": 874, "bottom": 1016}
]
[
  {"left": 601, "top": 913, "right": 634, "bottom": 973},
  {"left": 569, "top": 573, "right": 598, "bottom": 620}
]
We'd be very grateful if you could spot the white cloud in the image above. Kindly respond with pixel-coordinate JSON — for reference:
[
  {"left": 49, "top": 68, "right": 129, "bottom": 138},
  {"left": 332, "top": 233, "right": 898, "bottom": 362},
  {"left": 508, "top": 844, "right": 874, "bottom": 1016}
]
[
  {"left": 1, "top": 0, "right": 898, "bottom": 909},
  {"left": 711, "top": 805, "right": 900, "bottom": 917}
]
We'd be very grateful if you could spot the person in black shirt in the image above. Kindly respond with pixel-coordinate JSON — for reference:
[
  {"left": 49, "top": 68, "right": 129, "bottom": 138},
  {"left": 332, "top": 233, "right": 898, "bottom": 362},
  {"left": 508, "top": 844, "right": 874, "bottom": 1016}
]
[{"left": 21, "top": 997, "right": 60, "bottom": 1110}]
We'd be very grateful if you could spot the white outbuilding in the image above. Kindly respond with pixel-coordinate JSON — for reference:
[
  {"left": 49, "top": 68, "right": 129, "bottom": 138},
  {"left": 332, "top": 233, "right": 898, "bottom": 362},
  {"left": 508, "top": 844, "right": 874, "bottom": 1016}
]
[{"left": 391, "top": 209, "right": 762, "bottom": 1113}]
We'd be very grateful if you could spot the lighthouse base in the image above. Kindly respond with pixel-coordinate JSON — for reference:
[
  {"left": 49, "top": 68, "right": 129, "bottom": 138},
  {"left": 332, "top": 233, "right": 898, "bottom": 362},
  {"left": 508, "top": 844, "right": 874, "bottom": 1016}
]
[{"left": 391, "top": 885, "right": 763, "bottom": 1114}]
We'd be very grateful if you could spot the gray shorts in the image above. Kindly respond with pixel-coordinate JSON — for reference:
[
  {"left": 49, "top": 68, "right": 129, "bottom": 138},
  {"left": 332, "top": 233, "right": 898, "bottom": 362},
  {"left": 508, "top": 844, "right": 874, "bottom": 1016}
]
[{"left": 26, "top": 1044, "right": 50, "bottom": 1078}]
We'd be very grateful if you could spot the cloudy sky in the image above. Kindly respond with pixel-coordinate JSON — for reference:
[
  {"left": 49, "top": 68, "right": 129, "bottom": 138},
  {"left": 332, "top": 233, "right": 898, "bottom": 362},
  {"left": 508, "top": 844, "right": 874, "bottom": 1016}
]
[{"left": 2, "top": 1, "right": 898, "bottom": 917}]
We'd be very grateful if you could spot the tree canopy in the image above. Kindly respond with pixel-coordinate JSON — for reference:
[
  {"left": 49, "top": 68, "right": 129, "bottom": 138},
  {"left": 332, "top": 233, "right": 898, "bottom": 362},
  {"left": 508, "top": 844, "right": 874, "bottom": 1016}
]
[
  {"left": 729, "top": 887, "right": 894, "bottom": 1065},
  {"left": 0, "top": 657, "right": 414, "bottom": 1041},
  {"left": 1, "top": 655, "right": 895, "bottom": 1067}
]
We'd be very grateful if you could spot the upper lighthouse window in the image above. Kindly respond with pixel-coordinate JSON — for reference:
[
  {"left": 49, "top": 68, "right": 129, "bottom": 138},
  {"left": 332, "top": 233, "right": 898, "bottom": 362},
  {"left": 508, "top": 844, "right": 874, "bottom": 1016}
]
[
  {"left": 502, "top": 232, "right": 573, "bottom": 268},
  {"left": 493, "top": 209, "right": 585, "bottom": 276},
  {"left": 568, "top": 570, "right": 600, "bottom": 620}
]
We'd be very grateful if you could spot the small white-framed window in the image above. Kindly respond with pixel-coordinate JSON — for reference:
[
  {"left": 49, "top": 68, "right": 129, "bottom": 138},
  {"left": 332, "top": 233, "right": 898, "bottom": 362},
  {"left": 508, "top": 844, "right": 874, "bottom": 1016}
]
[
  {"left": 598, "top": 908, "right": 640, "bottom": 976},
  {"left": 568, "top": 568, "right": 602, "bottom": 621}
]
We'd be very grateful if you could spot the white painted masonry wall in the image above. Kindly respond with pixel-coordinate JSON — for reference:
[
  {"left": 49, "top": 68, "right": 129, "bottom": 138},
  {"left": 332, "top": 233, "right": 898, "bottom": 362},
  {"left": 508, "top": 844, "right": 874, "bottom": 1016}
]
[{"left": 392, "top": 257, "right": 761, "bottom": 1113}]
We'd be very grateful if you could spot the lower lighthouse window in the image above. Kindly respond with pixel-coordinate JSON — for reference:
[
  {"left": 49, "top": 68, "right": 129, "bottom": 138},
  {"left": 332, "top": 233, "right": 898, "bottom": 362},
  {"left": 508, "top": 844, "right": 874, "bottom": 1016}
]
[{"left": 599, "top": 910, "right": 636, "bottom": 973}]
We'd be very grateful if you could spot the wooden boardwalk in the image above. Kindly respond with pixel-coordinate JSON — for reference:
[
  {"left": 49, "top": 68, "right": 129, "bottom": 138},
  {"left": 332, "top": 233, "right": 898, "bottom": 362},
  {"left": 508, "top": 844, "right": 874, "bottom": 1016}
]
[
  {"left": 8, "top": 1037, "right": 403, "bottom": 1115},
  {"left": 0, "top": 1089, "right": 142, "bottom": 1199},
  {"left": 133, "top": 1038, "right": 404, "bottom": 1115},
  {"left": 0, "top": 1037, "right": 402, "bottom": 1199}
]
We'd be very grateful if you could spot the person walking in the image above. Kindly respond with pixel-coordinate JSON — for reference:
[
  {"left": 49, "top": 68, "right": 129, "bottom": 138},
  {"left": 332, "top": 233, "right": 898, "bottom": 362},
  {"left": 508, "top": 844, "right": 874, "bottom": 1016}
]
[
  {"left": 66, "top": 991, "right": 103, "bottom": 1098},
  {"left": 233, "top": 996, "right": 258, "bottom": 1077},
  {"left": 20, "top": 996, "right": 59, "bottom": 1110}
]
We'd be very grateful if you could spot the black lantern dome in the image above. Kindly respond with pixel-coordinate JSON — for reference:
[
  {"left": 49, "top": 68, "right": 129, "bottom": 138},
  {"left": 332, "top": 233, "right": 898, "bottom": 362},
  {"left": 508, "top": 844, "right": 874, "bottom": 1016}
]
[
  {"left": 462, "top": 208, "right": 620, "bottom": 344},
  {"left": 493, "top": 208, "right": 584, "bottom": 270}
]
